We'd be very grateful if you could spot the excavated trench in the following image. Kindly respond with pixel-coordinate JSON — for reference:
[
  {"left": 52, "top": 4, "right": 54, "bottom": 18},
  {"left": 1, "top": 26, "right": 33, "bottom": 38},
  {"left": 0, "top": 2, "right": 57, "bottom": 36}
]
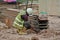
[
  {"left": 0, "top": 4, "right": 60, "bottom": 40},
  {"left": 0, "top": 15, "right": 60, "bottom": 40},
  {"left": 0, "top": 3, "right": 39, "bottom": 28}
]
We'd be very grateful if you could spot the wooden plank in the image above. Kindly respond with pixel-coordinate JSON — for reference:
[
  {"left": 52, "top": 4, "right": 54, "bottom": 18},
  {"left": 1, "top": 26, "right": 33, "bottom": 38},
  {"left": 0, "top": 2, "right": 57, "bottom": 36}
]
[{"left": 7, "top": 8, "right": 20, "bottom": 12}]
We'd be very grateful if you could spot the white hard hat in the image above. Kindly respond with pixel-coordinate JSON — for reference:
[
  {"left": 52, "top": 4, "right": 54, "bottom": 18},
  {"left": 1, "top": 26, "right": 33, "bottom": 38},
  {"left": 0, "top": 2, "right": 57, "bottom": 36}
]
[{"left": 27, "top": 8, "right": 33, "bottom": 15}]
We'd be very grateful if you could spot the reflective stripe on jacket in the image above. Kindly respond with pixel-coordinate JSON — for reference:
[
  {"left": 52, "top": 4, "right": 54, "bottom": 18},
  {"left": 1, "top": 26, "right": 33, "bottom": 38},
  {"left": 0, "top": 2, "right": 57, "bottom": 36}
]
[{"left": 13, "top": 10, "right": 25, "bottom": 29}]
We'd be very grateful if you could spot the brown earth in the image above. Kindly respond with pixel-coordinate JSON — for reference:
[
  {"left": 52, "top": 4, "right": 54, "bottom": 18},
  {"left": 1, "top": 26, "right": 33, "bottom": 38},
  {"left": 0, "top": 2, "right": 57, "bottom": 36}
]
[
  {"left": 0, "top": 16, "right": 60, "bottom": 40},
  {"left": 0, "top": 4, "right": 60, "bottom": 40}
]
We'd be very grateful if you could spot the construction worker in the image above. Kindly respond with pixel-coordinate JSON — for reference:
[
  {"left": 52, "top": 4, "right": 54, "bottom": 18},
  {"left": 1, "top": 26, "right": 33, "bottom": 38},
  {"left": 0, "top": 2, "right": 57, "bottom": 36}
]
[
  {"left": 13, "top": 8, "right": 33, "bottom": 34},
  {"left": 24, "top": 8, "right": 33, "bottom": 30},
  {"left": 13, "top": 10, "right": 27, "bottom": 34}
]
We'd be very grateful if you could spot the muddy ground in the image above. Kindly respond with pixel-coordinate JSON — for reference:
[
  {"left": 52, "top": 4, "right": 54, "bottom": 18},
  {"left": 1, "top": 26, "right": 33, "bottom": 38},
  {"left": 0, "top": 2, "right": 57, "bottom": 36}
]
[
  {"left": 0, "top": 16, "right": 60, "bottom": 40},
  {"left": 0, "top": 3, "right": 60, "bottom": 40}
]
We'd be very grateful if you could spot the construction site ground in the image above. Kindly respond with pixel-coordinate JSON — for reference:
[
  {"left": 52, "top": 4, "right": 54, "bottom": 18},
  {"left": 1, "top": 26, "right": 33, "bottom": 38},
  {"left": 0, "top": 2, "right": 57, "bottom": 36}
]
[{"left": 0, "top": 3, "right": 60, "bottom": 40}]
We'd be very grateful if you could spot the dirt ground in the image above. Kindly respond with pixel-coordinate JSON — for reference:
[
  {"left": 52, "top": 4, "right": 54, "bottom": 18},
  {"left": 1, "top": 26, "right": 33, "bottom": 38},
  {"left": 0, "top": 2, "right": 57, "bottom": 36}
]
[
  {"left": 0, "top": 15, "right": 60, "bottom": 40},
  {"left": 0, "top": 3, "right": 60, "bottom": 40}
]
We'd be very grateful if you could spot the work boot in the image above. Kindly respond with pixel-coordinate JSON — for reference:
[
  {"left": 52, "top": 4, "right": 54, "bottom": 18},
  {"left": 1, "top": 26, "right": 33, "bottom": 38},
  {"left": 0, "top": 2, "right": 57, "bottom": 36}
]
[{"left": 17, "top": 27, "right": 27, "bottom": 35}]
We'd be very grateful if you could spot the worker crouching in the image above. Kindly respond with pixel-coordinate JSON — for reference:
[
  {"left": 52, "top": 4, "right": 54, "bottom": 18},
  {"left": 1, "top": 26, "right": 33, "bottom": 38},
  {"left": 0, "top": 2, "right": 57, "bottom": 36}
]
[
  {"left": 13, "top": 8, "right": 33, "bottom": 34},
  {"left": 13, "top": 10, "right": 28, "bottom": 34}
]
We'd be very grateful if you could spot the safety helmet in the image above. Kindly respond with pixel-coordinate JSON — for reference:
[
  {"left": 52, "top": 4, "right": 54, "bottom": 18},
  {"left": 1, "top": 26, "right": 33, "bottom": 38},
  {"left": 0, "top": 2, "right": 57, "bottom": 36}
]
[
  {"left": 19, "top": 10, "right": 26, "bottom": 15},
  {"left": 27, "top": 8, "right": 33, "bottom": 15}
]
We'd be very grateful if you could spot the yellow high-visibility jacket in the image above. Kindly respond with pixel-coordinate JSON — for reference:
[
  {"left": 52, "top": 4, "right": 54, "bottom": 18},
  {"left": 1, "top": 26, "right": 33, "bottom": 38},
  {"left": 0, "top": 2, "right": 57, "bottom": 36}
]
[{"left": 13, "top": 10, "right": 26, "bottom": 29}]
